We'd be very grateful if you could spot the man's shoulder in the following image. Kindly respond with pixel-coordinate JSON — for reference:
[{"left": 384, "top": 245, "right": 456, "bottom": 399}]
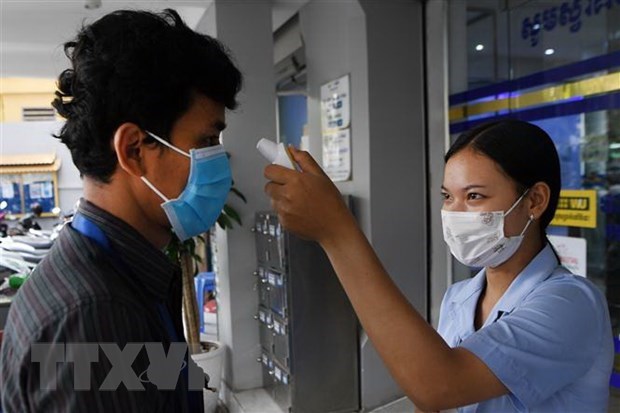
[
  {"left": 6, "top": 227, "right": 143, "bottom": 339},
  {"left": 4, "top": 276, "right": 151, "bottom": 368},
  {"left": 25, "top": 228, "right": 115, "bottom": 301}
]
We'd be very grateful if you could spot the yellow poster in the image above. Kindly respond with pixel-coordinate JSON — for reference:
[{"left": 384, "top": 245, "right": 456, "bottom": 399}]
[{"left": 550, "top": 190, "right": 597, "bottom": 229}]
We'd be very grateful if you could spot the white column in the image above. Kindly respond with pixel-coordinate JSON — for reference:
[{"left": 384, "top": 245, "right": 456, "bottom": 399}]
[{"left": 195, "top": 0, "right": 276, "bottom": 393}]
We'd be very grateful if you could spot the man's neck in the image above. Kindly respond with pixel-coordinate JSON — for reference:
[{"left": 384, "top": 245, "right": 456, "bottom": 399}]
[{"left": 82, "top": 177, "right": 171, "bottom": 249}]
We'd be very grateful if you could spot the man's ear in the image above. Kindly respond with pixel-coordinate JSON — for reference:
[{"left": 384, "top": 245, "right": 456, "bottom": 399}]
[
  {"left": 113, "top": 123, "right": 148, "bottom": 178},
  {"left": 528, "top": 181, "right": 551, "bottom": 220}
]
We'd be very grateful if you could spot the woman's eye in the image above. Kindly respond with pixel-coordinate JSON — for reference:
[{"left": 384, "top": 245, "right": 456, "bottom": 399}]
[
  {"left": 467, "top": 192, "right": 484, "bottom": 200},
  {"left": 441, "top": 192, "right": 451, "bottom": 201}
]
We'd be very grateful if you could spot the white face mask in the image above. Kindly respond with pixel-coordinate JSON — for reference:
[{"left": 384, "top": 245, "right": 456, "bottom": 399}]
[{"left": 441, "top": 190, "right": 533, "bottom": 268}]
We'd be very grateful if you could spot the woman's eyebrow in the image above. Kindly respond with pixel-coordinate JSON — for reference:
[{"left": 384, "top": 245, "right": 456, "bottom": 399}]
[
  {"left": 464, "top": 184, "right": 486, "bottom": 190},
  {"left": 441, "top": 184, "right": 487, "bottom": 191}
]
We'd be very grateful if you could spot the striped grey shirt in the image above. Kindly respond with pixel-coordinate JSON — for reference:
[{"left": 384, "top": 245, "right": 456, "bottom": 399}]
[{"left": 0, "top": 200, "right": 203, "bottom": 412}]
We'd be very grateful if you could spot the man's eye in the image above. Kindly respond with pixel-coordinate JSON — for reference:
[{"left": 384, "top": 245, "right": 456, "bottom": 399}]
[
  {"left": 200, "top": 137, "right": 220, "bottom": 147},
  {"left": 211, "top": 136, "right": 222, "bottom": 146}
]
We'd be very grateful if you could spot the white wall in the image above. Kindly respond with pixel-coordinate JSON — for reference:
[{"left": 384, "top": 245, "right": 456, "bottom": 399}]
[
  {"left": 301, "top": 0, "right": 428, "bottom": 409},
  {"left": 194, "top": 2, "right": 429, "bottom": 409},
  {"left": 195, "top": 0, "right": 276, "bottom": 393},
  {"left": 300, "top": 0, "right": 373, "bottom": 236}
]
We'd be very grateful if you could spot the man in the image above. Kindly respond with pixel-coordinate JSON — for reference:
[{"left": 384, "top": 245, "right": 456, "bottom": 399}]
[{"left": 1, "top": 9, "right": 242, "bottom": 412}]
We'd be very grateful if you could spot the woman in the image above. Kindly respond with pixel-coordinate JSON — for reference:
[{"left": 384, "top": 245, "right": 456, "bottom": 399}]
[{"left": 264, "top": 120, "right": 613, "bottom": 412}]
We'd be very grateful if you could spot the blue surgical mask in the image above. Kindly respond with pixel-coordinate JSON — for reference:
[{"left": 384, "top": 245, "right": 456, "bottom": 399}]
[{"left": 141, "top": 131, "right": 232, "bottom": 241}]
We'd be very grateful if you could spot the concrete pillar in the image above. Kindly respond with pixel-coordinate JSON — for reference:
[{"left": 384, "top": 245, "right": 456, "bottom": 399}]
[
  {"left": 194, "top": 0, "right": 276, "bottom": 394},
  {"left": 301, "top": 0, "right": 427, "bottom": 409},
  {"left": 361, "top": 1, "right": 427, "bottom": 408},
  {"left": 426, "top": 0, "right": 451, "bottom": 329}
]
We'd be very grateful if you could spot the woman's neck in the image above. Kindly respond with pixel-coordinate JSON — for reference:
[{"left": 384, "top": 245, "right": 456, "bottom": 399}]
[{"left": 484, "top": 233, "right": 545, "bottom": 300}]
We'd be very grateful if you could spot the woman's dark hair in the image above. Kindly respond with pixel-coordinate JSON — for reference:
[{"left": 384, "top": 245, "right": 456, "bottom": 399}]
[
  {"left": 52, "top": 9, "right": 242, "bottom": 183},
  {"left": 445, "top": 120, "right": 561, "bottom": 235}
]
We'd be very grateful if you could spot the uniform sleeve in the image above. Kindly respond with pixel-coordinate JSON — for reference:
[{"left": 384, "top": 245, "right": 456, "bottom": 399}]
[
  {"left": 460, "top": 279, "right": 605, "bottom": 410},
  {"left": 1, "top": 299, "right": 178, "bottom": 413},
  {"left": 436, "top": 285, "right": 456, "bottom": 344}
]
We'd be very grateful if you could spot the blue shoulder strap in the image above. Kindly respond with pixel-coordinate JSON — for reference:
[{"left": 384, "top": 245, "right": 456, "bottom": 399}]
[{"left": 71, "top": 213, "right": 112, "bottom": 252}]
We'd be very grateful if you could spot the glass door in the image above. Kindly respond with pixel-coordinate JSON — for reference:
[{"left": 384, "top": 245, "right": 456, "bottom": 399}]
[{"left": 448, "top": 0, "right": 620, "bottom": 407}]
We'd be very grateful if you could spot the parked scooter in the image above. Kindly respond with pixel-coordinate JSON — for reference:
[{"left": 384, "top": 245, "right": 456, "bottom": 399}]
[
  {"left": 0, "top": 202, "right": 83, "bottom": 295},
  {"left": 0, "top": 201, "right": 9, "bottom": 238},
  {"left": 0, "top": 203, "right": 54, "bottom": 274},
  {"left": 8, "top": 203, "right": 43, "bottom": 236},
  {"left": 0, "top": 236, "right": 52, "bottom": 265},
  {"left": 0, "top": 200, "right": 81, "bottom": 290}
]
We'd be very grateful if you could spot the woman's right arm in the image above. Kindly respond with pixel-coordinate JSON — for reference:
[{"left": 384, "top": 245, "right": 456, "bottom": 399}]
[{"left": 264, "top": 148, "right": 508, "bottom": 411}]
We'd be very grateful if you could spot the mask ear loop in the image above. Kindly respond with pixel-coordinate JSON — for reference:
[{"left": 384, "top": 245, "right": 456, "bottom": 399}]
[
  {"left": 141, "top": 176, "right": 170, "bottom": 202},
  {"left": 140, "top": 130, "right": 188, "bottom": 203},
  {"left": 519, "top": 214, "right": 535, "bottom": 236},
  {"left": 505, "top": 188, "right": 531, "bottom": 217},
  {"left": 145, "top": 130, "right": 191, "bottom": 158}
]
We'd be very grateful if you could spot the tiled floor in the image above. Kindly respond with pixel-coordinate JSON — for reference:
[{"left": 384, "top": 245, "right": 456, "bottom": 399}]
[
  {"left": 225, "top": 388, "right": 282, "bottom": 413},
  {"left": 224, "top": 392, "right": 450, "bottom": 413},
  {"left": 224, "top": 389, "right": 619, "bottom": 413},
  {"left": 370, "top": 397, "right": 457, "bottom": 413},
  {"left": 369, "top": 397, "right": 415, "bottom": 413}
]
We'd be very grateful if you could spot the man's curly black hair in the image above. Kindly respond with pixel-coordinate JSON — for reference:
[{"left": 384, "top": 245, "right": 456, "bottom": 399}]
[{"left": 52, "top": 9, "right": 242, "bottom": 183}]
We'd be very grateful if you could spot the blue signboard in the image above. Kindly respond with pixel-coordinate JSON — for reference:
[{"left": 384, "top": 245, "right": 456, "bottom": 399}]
[
  {"left": 0, "top": 175, "right": 22, "bottom": 214},
  {"left": 23, "top": 174, "right": 56, "bottom": 213}
]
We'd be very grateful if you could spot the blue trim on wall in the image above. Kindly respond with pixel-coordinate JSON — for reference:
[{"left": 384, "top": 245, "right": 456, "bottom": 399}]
[
  {"left": 449, "top": 90, "right": 620, "bottom": 134},
  {"left": 449, "top": 51, "right": 620, "bottom": 106}
]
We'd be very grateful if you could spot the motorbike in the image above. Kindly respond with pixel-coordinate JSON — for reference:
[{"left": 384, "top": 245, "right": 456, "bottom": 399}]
[{"left": 0, "top": 201, "right": 78, "bottom": 292}]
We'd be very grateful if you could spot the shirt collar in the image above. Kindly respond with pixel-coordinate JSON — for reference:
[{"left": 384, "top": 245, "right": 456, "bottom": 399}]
[
  {"left": 448, "top": 243, "right": 560, "bottom": 339},
  {"left": 451, "top": 267, "right": 487, "bottom": 305},
  {"left": 491, "top": 243, "right": 559, "bottom": 315},
  {"left": 449, "top": 269, "right": 487, "bottom": 342},
  {"left": 76, "top": 199, "right": 180, "bottom": 302}
]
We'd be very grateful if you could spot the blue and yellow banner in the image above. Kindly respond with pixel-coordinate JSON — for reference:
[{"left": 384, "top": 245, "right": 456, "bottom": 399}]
[{"left": 551, "top": 189, "right": 597, "bottom": 229}]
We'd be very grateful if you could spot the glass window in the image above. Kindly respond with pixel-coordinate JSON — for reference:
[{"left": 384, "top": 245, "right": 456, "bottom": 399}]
[{"left": 448, "top": 0, "right": 620, "bottom": 408}]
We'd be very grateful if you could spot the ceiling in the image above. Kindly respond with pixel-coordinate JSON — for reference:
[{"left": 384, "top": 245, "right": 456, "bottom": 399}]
[{"left": 0, "top": 0, "right": 308, "bottom": 79}]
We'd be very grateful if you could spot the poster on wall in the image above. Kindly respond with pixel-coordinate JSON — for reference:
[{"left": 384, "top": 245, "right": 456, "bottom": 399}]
[
  {"left": 321, "top": 74, "right": 350, "bottom": 131},
  {"left": 0, "top": 174, "right": 22, "bottom": 214},
  {"left": 22, "top": 173, "right": 56, "bottom": 213},
  {"left": 322, "top": 128, "right": 351, "bottom": 182},
  {"left": 548, "top": 235, "right": 587, "bottom": 277},
  {"left": 321, "top": 74, "right": 351, "bottom": 182}
]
